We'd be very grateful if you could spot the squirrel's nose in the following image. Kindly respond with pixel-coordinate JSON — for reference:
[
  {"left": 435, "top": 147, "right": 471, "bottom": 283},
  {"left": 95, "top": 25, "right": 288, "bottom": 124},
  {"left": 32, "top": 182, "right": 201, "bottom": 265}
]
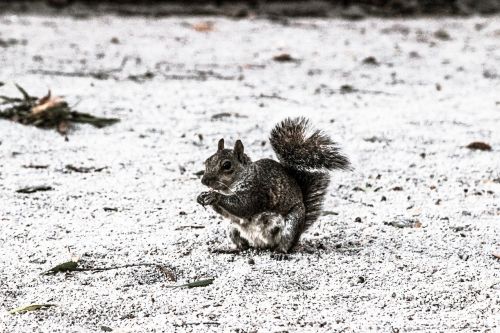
[{"left": 201, "top": 175, "right": 210, "bottom": 186}]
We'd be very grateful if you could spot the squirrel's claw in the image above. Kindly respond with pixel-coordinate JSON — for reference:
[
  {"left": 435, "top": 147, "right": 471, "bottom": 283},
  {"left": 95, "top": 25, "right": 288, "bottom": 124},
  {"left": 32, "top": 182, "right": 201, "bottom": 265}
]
[
  {"left": 197, "top": 191, "right": 218, "bottom": 207},
  {"left": 196, "top": 193, "right": 207, "bottom": 207}
]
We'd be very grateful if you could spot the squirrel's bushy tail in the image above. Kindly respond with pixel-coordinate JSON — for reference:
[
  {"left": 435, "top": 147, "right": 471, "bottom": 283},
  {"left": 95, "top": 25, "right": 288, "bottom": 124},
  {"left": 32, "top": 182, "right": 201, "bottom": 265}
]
[
  {"left": 270, "top": 117, "right": 350, "bottom": 172},
  {"left": 270, "top": 117, "right": 350, "bottom": 231}
]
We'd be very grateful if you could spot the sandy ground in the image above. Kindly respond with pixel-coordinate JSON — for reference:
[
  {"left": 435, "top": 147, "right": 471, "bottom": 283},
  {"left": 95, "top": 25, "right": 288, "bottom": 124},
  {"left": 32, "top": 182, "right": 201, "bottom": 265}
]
[{"left": 0, "top": 14, "right": 499, "bottom": 333}]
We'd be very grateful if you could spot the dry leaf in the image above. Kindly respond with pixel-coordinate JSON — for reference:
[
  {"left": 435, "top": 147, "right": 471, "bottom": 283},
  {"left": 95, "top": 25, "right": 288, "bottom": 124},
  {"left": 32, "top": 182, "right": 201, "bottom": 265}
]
[
  {"left": 273, "top": 53, "right": 297, "bottom": 62},
  {"left": 192, "top": 21, "right": 214, "bottom": 32},
  {"left": 32, "top": 93, "right": 65, "bottom": 115},
  {"left": 466, "top": 142, "right": 492, "bottom": 151},
  {"left": 42, "top": 260, "right": 79, "bottom": 275},
  {"left": 37, "top": 90, "right": 51, "bottom": 105}
]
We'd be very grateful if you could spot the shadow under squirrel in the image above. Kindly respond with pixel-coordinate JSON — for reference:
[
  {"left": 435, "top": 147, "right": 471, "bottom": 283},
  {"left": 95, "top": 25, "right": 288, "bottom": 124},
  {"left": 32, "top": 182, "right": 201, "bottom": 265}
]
[{"left": 197, "top": 117, "right": 350, "bottom": 253}]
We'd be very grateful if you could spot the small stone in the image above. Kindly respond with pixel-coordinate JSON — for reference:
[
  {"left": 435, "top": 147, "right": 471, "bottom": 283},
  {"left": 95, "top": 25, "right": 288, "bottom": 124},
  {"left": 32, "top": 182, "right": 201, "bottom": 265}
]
[
  {"left": 434, "top": 29, "right": 451, "bottom": 41},
  {"left": 340, "top": 84, "right": 355, "bottom": 94},
  {"left": 362, "top": 56, "right": 379, "bottom": 65},
  {"left": 247, "top": 258, "right": 255, "bottom": 265},
  {"left": 409, "top": 51, "right": 421, "bottom": 58}
]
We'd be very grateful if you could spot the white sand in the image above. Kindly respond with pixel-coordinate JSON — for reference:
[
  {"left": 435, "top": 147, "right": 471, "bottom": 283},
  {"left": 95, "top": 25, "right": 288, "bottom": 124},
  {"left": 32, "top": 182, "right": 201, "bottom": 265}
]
[{"left": 0, "top": 14, "right": 499, "bottom": 332}]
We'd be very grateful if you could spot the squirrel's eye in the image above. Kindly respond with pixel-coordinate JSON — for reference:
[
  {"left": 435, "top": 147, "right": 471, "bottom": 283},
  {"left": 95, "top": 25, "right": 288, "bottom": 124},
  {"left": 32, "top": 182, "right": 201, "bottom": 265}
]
[{"left": 222, "top": 161, "right": 232, "bottom": 170}]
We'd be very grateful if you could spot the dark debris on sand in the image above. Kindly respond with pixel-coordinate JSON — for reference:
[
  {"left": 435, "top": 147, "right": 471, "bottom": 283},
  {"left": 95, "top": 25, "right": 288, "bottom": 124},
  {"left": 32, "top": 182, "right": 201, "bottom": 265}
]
[{"left": 0, "top": 84, "right": 120, "bottom": 135}]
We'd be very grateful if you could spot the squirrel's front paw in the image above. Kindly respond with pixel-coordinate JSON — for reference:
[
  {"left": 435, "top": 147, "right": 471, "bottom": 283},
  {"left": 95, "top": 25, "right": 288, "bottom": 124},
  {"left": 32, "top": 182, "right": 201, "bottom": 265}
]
[{"left": 197, "top": 191, "right": 219, "bottom": 206}]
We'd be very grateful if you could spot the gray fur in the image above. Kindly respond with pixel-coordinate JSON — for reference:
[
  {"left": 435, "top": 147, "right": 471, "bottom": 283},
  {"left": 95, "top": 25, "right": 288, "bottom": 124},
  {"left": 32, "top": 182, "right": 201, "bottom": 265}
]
[
  {"left": 197, "top": 117, "right": 350, "bottom": 253},
  {"left": 270, "top": 117, "right": 351, "bottom": 232}
]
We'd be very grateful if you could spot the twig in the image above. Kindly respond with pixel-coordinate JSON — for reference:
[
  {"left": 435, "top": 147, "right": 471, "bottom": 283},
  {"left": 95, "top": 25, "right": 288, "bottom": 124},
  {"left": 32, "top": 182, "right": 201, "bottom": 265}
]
[
  {"left": 175, "top": 225, "right": 205, "bottom": 230},
  {"left": 28, "top": 57, "right": 132, "bottom": 80},
  {"left": 256, "top": 93, "right": 300, "bottom": 104},
  {"left": 75, "top": 263, "right": 165, "bottom": 273},
  {"left": 22, "top": 164, "right": 49, "bottom": 169},
  {"left": 210, "top": 247, "right": 241, "bottom": 254},
  {"left": 489, "top": 281, "right": 500, "bottom": 289},
  {"left": 28, "top": 69, "right": 113, "bottom": 80},
  {"left": 183, "top": 322, "right": 220, "bottom": 326},
  {"left": 65, "top": 164, "right": 107, "bottom": 173}
]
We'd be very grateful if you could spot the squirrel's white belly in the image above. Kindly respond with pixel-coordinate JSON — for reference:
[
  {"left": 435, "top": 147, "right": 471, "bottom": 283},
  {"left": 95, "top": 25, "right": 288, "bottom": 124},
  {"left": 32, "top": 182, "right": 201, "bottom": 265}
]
[{"left": 231, "top": 212, "right": 285, "bottom": 248}]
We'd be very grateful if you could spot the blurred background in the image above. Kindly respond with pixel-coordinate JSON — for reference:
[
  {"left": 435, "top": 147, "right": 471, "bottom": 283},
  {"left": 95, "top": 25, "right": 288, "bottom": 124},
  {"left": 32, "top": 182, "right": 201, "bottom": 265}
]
[{"left": 2, "top": 0, "right": 500, "bottom": 16}]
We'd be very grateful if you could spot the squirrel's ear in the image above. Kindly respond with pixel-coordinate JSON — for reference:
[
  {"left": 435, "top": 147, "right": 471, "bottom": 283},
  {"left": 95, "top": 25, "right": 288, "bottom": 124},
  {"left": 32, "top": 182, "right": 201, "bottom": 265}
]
[
  {"left": 217, "top": 138, "right": 224, "bottom": 151},
  {"left": 234, "top": 140, "right": 244, "bottom": 161}
]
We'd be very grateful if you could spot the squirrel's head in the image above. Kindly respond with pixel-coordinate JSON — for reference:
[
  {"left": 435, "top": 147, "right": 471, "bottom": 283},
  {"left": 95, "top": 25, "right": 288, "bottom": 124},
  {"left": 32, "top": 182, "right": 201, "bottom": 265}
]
[{"left": 201, "top": 138, "right": 251, "bottom": 193}]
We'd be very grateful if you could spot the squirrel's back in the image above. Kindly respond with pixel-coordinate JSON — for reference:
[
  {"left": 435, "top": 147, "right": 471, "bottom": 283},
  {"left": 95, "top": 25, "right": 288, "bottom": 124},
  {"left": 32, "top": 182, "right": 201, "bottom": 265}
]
[{"left": 269, "top": 117, "right": 350, "bottom": 232}]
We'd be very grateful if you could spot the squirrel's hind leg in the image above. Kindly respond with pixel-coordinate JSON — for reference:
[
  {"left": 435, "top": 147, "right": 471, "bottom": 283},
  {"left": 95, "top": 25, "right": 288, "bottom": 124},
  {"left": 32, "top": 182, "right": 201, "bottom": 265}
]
[
  {"left": 275, "top": 204, "right": 306, "bottom": 253},
  {"left": 210, "top": 226, "right": 249, "bottom": 254},
  {"left": 228, "top": 226, "right": 250, "bottom": 250}
]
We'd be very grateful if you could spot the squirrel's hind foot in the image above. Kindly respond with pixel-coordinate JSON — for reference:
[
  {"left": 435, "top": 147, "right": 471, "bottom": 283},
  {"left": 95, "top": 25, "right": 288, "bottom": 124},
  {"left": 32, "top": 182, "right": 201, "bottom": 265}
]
[{"left": 228, "top": 227, "right": 250, "bottom": 250}]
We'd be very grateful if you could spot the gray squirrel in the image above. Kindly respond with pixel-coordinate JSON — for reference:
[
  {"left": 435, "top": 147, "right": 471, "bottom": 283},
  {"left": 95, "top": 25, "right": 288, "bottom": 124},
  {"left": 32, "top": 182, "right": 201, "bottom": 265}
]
[{"left": 197, "top": 117, "right": 350, "bottom": 253}]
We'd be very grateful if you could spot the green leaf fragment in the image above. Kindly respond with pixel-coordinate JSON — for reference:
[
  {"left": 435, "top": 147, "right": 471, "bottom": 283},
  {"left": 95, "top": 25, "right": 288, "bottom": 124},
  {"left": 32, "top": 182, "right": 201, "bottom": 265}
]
[
  {"left": 70, "top": 112, "right": 120, "bottom": 128},
  {"left": 16, "top": 185, "right": 53, "bottom": 194},
  {"left": 42, "top": 260, "right": 79, "bottom": 275},
  {"left": 0, "top": 95, "right": 24, "bottom": 104},
  {"left": 166, "top": 278, "right": 214, "bottom": 289},
  {"left": 14, "top": 83, "right": 32, "bottom": 101},
  {"left": 9, "top": 304, "right": 56, "bottom": 314}
]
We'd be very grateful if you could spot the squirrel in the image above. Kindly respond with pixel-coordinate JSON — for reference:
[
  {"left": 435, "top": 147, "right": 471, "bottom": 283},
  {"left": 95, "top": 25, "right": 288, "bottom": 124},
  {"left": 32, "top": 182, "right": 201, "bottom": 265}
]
[{"left": 196, "top": 117, "right": 350, "bottom": 253}]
